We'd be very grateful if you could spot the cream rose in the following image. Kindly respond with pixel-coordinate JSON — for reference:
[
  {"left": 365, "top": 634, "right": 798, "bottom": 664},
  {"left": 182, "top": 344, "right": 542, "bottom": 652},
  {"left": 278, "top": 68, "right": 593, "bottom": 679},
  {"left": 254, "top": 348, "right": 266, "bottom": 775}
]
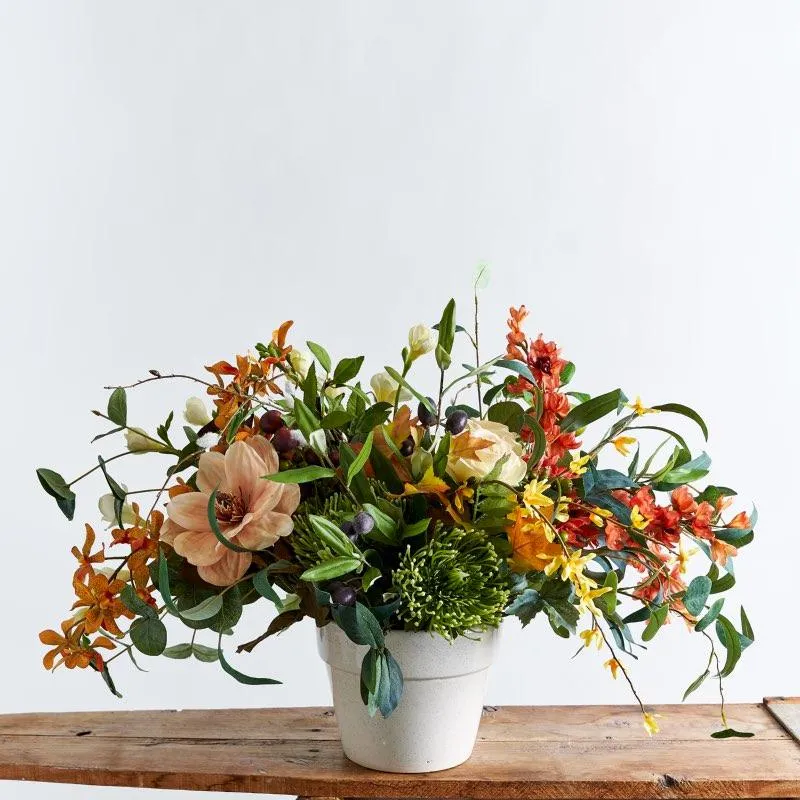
[{"left": 446, "top": 418, "right": 527, "bottom": 486}]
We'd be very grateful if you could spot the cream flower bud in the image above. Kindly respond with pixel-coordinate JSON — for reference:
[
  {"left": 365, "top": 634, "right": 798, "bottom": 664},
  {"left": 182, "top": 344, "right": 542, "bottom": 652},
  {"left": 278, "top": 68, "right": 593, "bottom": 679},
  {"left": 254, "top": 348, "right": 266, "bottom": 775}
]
[
  {"left": 98, "top": 491, "right": 137, "bottom": 528},
  {"left": 370, "top": 371, "right": 412, "bottom": 405},
  {"left": 446, "top": 419, "right": 527, "bottom": 486},
  {"left": 324, "top": 385, "right": 347, "bottom": 400},
  {"left": 288, "top": 348, "right": 312, "bottom": 381},
  {"left": 407, "top": 324, "right": 435, "bottom": 361},
  {"left": 125, "top": 427, "right": 168, "bottom": 454},
  {"left": 183, "top": 396, "right": 212, "bottom": 426}
]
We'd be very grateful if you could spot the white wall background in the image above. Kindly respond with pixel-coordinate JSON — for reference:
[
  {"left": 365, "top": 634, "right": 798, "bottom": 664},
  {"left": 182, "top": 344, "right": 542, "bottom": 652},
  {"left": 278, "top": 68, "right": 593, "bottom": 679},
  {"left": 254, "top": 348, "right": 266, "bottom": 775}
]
[{"left": 1, "top": 2, "right": 798, "bottom": 798}]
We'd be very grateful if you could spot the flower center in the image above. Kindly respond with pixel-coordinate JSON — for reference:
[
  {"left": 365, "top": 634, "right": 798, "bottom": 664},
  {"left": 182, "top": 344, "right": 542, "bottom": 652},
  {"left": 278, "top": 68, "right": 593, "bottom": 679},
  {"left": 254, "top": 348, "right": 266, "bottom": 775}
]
[
  {"left": 533, "top": 355, "right": 552, "bottom": 375},
  {"left": 215, "top": 491, "right": 246, "bottom": 524}
]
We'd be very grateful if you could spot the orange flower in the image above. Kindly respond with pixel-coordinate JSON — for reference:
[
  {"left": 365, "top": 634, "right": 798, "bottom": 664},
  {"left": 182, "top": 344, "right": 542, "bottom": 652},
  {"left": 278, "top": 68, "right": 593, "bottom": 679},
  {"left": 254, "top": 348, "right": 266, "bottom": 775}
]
[
  {"left": 604, "top": 520, "right": 630, "bottom": 551},
  {"left": 710, "top": 538, "right": 738, "bottom": 566},
  {"left": 71, "top": 524, "right": 105, "bottom": 582},
  {"left": 506, "top": 305, "right": 529, "bottom": 361},
  {"left": 527, "top": 335, "right": 567, "bottom": 391},
  {"left": 71, "top": 573, "right": 133, "bottom": 636},
  {"left": 506, "top": 507, "right": 562, "bottom": 572},
  {"left": 727, "top": 511, "right": 751, "bottom": 529},
  {"left": 671, "top": 486, "right": 698, "bottom": 518},
  {"left": 40, "top": 621, "right": 115, "bottom": 671}
]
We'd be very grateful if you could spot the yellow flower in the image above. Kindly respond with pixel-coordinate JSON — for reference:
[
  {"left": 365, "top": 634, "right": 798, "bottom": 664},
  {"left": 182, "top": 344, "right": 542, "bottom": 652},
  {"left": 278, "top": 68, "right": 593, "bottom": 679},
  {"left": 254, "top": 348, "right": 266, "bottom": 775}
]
[
  {"left": 604, "top": 658, "right": 621, "bottom": 679},
  {"left": 630, "top": 505, "right": 649, "bottom": 531},
  {"left": 676, "top": 539, "right": 699, "bottom": 574},
  {"left": 628, "top": 396, "right": 659, "bottom": 416},
  {"left": 576, "top": 583, "right": 612, "bottom": 616},
  {"left": 401, "top": 466, "right": 450, "bottom": 497},
  {"left": 580, "top": 628, "right": 603, "bottom": 650},
  {"left": 523, "top": 479, "right": 554, "bottom": 511},
  {"left": 643, "top": 712, "right": 660, "bottom": 736},
  {"left": 569, "top": 454, "right": 590, "bottom": 476},
  {"left": 554, "top": 497, "right": 570, "bottom": 523},
  {"left": 612, "top": 436, "right": 636, "bottom": 456},
  {"left": 589, "top": 506, "right": 612, "bottom": 527},
  {"left": 407, "top": 324, "right": 435, "bottom": 361}
]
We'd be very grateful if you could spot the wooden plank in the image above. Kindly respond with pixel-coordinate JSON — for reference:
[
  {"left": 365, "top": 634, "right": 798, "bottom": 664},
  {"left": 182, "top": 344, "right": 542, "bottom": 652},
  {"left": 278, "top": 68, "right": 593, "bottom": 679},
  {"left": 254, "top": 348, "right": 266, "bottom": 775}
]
[
  {"left": 0, "top": 704, "right": 798, "bottom": 798},
  {"left": 0, "top": 703, "right": 785, "bottom": 742},
  {"left": 765, "top": 697, "right": 800, "bottom": 744}
]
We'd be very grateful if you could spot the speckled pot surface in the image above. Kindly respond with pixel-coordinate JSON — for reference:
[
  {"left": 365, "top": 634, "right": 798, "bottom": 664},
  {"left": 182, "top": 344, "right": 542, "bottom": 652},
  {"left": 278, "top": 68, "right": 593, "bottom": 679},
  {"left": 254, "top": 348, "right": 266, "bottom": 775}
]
[{"left": 317, "top": 624, "right": 500, "bottom": 773}]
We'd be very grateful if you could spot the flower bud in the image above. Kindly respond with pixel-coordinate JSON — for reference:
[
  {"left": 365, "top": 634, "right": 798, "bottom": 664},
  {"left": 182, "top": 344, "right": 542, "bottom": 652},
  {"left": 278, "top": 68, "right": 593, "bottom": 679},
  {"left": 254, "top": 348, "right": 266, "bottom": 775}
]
[
  {"left": 125, "top": 427, "right": 169, "bottom": 454},
  {"left": 288, "top": 348, "right": 312, "bottom": 381},
  {"left": 183, "top": 396, "right": 212, "bottom": 426},
  {"left": 370, "top": 371, "right": 412, "bottom": 405},
  {"left": 98, "top": 491, "right": 137, "bottom": 528},
  {"left": 407, "top": 324, "right": 435, "bottom": 361}
]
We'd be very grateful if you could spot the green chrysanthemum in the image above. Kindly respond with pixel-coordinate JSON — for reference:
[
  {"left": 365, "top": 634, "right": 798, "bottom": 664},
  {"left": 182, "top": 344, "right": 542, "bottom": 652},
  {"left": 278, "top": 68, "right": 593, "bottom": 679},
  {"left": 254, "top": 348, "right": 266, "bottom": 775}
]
[
  {"left": 290, "top": 494, "right": 357, "bottom": 568},
  {"left": 392, "top": 527, "right": 510, "bottom": 639}
]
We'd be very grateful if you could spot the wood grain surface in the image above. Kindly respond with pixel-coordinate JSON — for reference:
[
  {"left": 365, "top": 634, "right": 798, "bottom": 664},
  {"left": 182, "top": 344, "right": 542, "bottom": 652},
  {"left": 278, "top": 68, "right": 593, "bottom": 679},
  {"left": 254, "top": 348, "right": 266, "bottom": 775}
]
[{"left": 1, "top": 702, "right": 798, "bottom": 798}]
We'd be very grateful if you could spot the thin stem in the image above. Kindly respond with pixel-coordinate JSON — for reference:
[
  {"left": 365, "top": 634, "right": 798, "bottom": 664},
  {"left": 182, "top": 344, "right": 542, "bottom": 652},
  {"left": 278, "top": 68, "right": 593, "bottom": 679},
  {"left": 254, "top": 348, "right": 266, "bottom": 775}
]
[
  {"left": 596, "top": 622, "right": 647, "bottom": 715},
  {"left": 474, "top": 291, "right": 482, "bottom": 417},
  {"left": 68, "top": 452, "right": 131, "bottom": 487}
]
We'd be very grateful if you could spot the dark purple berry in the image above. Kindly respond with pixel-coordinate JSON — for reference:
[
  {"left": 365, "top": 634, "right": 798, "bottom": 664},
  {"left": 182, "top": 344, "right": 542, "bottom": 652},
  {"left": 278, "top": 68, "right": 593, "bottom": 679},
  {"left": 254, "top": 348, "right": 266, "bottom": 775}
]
[
  {"left": 445, "top": 409, "right": 469, "bottom": 435},
  {"left": 328, "top": 449, "right": 341, "bottom": 467},
  {"left": 273, "top": 426, "right": 301, "bottom": 453},
  {"left": 260, "top": 409, "right": 285, "bottom": 434},
  {"left": 417, "top": 398, "right": 438, "bottom": 427},
  {"left": 352, "top": 511, "right": 375, "bottom": 536},
  {"left": 399, "top": 435, "right": 415, "bottom": 456},
  {"left": 330, "top": 585, "right": 357, "bottom": 607},
  {"left": 339, "top": 520, "right": 354, "bottom": 536}
]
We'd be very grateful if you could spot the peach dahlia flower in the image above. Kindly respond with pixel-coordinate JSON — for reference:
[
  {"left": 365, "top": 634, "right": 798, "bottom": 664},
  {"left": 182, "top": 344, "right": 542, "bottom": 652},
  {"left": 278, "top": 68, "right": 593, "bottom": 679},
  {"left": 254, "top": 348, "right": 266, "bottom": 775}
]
[{"left": 162, "top": 436, "right": 300, "bottom": 586}]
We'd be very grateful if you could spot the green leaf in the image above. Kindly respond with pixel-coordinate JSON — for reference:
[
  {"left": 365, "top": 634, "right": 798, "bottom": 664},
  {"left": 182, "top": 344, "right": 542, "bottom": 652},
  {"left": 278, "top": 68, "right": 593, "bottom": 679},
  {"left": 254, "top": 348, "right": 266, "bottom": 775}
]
[
  {"left": 400, "top": 518, "right": 430, "bottom": 540},
  {"left": 346, "top": 431, "right": 374, "bottom": 487},
  {"left": 120, "top": 585, "right": 157, "bottom": 620},
  {"left": 473, "top": 262, "right": 491, "bottom": 290},
  {"left": 225, "top": 405, "right": 250, "bottom": 444},
  {"left": 684, "top": 575, "right": 712, "bottom": 617},
  {"left": 321, "top": 408, "right": 353, "bottom": 429},
  {"left": 207, "top": 490, "right": 253, "bottom": 553},
  {"left": 596, "top": 570, "right": 618, "bottom": 616},
  {"left": 711, "top": 728, "right": 754, "bottom": 739},
  {"left": 378, "top": 649, "right": 404, "bottom": 718},
  {"left": 162, "top": 643, "right": 193, "bottom": 659},
  {"left": 487, "top": 401, "right": 524, "bottom": 432},
  {"left": 292, "top": 398, "right": 321, "bottom": 439},
  {"left": 560, "top": 389, "right": 628, "bottom": 433},
  {"left": 97, "top": 455, "right": 127, "bottom": 527},
  {"left": 710, "top": 571, "right": 735, "bottom": 594},
  {"left": 107, "top": 387, "right": 127, "bottom": 426},
  {"left": 361, "top": 503, "right": 399, "bottom": 542},
  {"left": 300, "top": 557, "right": 362, "bottom": 582},
  {"left": 338, "top": 443, "right": 376, "bottom": 504},
  {"left": 559, "top": 361, "right": 576, "bottom": 385},
  {"left": 157, "top": 552, "right": 181, "bottom": 617},
  {"left": 715, "top": 615, "right": 743, "bottom": 677},
  {"left": 682, "top": 669, "right": 710, "bottom": 700},
  {"left": 333, "top": 356, "right": 365, "bottom": 385},
  {"left": 252, "top": 569, "right": 281, "bottom": 606},
  {"left": 361, "top": 567, "right": 381, "bottom": 592},
  {"left": 36, "top": 467, "right": 76, "bottom": 520},
  {"left": 740, "top": 606, "right": 754, "bottom": 641},
  {"left": 642, "top": 604, "right": 669, "bottom": 641},
  {"left": 192, "top": 643, "right": 220, "bottom": 663},
  {"left": 435, "top": 299, "right": 456, "bottom": 370},
  {"left": 495, "top": 358, "right": 536, "bottom": 384},
  {"left": 308, "top": 514, "right": 357, "bottom": 556},
  {"left": 656, "top": 452, "right": 712, "bottom": 487},
  {"left": 218, "top": 645, "right": 281, "bottom": 685},
  {"left": 129, "top": 616, "right": 167, "bottom": 657},
  {"left": 360, "top": 646, "right": 381, "bottom": 716},
  {"left": 695, "top": 597, "right": 724, "bottom": 632},
  {"left": 332, "top": 601, "right": 384, "bottom": 648},
  {"left": 652, "top": 402, "right": 709, "bottom": 440},
  {"left": 525, "top": 415, "right": 547, "bottom": 467},
  {"left": 208, "top": 587, "right": 244, "bottom": 634},
  {"left": 180, "top": 594, "right": 224, "bottom": 621},
  {"left": 302, "top": 361, "right": 318, "bottom": 409},
  {"left": 263, "top": 466, "right": 336, "bottom": 484},
  {"left": 628, "top": 425, "right": 689, "bottom": 454},
  {"left": 307, "top": 340, "right": 331, "bottom": 373}
]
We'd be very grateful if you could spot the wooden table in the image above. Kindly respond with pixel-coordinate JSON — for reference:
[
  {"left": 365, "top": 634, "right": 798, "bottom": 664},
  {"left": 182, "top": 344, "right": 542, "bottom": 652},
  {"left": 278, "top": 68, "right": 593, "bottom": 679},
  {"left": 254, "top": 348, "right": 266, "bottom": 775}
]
[{"left": 1, "top": 700, "right": 799, "bottom": 799}]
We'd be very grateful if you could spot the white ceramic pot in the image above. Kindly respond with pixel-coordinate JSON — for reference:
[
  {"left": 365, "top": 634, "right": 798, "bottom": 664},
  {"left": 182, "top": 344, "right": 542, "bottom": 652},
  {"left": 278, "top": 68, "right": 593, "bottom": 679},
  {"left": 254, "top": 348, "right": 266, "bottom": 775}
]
[{"left": 317, "top": 623, "right": 500, "bottom": 773}]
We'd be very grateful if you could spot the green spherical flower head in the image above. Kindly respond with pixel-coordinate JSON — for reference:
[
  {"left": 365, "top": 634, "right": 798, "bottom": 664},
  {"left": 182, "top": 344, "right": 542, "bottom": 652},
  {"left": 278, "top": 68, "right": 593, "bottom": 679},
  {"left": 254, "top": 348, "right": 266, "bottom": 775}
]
[{"left": 392, "top": 527, "right": 510, "bottom": 640}]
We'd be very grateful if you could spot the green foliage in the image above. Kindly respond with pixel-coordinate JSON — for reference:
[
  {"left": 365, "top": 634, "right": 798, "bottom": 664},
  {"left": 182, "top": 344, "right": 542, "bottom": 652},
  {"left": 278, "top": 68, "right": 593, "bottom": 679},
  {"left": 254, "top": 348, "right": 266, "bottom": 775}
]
[
  {"left": 392, "top": 527, "right": 510, "bottom": 639},
  {"left": 36, "top": 468, "right": 76, "bottom": 520}
]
